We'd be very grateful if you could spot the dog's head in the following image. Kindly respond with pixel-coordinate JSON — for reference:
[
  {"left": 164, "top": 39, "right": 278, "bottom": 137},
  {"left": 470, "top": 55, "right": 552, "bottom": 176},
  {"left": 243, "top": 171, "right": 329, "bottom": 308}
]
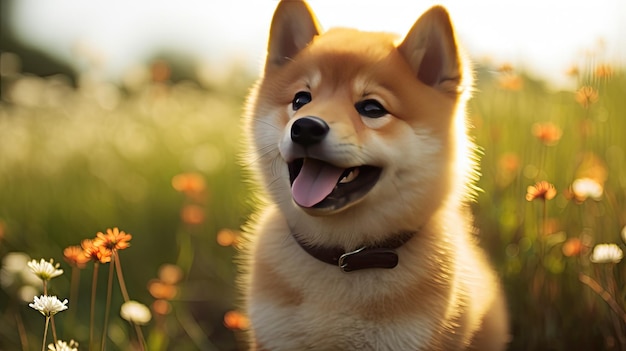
[{"left": 245, "top": 0, "right": 475, "bottom": 245}]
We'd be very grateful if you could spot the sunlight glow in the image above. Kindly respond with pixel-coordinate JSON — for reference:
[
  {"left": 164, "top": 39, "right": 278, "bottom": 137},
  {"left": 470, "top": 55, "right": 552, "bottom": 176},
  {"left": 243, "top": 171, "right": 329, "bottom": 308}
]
[{"left": 9, "top": 0, "right": 626, "bottom": 88}]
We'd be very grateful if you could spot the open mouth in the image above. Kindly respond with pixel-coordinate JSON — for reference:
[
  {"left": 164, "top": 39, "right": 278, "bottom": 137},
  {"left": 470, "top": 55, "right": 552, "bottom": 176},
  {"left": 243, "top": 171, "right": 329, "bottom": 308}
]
[{"left": 288, "top": 158, "right": 382, "bottom": 211}]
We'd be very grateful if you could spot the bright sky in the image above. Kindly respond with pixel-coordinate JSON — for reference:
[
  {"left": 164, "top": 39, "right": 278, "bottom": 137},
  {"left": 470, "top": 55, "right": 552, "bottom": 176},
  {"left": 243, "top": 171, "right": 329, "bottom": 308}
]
[{"left": 9, "top": 0, "right": 626, "bottom": 88}]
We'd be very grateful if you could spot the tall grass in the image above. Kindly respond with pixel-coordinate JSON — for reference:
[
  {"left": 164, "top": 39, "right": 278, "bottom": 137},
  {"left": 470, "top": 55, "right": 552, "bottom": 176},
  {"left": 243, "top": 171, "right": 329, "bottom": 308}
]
[
  {"left": 471, "top": 61, "right": 626, "bottom": 350},
  {"left": 0, "top": 53, "right": 624, "bottom": 350},
  {"left": 0, "top": 63, "right": 252, "bottom": 350}
]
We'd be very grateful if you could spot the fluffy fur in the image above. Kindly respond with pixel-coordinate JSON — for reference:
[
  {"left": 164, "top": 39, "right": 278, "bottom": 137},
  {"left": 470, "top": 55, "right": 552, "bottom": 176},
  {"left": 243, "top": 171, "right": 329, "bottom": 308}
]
[{"left": 240, "top": 1, "right": 509, "bottom": 350}]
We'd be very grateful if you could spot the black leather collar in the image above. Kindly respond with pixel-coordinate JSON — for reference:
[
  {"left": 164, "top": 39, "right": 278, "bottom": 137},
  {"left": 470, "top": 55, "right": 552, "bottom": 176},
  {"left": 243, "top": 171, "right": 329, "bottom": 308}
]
[{"left": 291, "top": 231, "right": 416, "bottom": 272}]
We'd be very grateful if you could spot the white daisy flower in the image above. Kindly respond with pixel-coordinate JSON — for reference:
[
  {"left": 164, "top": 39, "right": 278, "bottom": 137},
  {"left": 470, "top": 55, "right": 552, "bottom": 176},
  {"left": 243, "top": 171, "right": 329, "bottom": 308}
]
[
  {"left": 571, "top": 178, "right": 603, "bottom": 201},
  {"left": 27, "top": 258, "right": 63, "bottom": 281},
  {"left": 48, "top": 339, "right": 79, "bottom": 351},
  {"left": 1, "top": 253, "right": 41, "bottom": 294},
  {"left": 590, "top": 243, "right": 623, "bottom": 264},
  {"left": 120, "top": 300, "right": 151, "bottom": 325},
  {"left": 29, "top": 295, "right": 69, "bottom": 317}
]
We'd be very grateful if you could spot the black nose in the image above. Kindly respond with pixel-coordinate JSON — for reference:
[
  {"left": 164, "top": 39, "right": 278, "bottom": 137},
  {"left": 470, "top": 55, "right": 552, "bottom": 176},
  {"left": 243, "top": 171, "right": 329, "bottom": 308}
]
[{"left": 290, "top": 116, "right": 329, "bottom": 146}]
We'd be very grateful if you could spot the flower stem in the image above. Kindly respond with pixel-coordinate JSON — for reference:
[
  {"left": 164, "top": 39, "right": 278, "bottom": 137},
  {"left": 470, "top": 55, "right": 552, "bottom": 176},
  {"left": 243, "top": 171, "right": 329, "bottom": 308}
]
[
  {"left": 14, "top": 306, "right": 29, "bottom": 351},
  {"left": 68, "top": 266, "right": 80, "bottom": 329},
  {"left": 542, "top": 198, "right": 547, "bottom": 237},
  {"left": 50, "top": 316, "right": 58, "bottom": 345},
  {"left": 101, "top": 257, "right": 115, "bottom": 351},
  {"left": 41, "top": 316, "right": 50, "bottom": 351},
  {"left": 89, "top": 262, "right": 100, "bottom": 351},
  {"left": 114, "top": 252, "right": 130, "bottom": 302},
  {"left": 134, "top": 323, "right": 147, "bottom": 351},
  {"left": 114, "top": 251, "right": 144, "bottom": 351},
  {"left": 43, "top": 280, "right": 58, "bottom": 344},
  {"left": 579, "top": 272, "right": 626, "bottom": 324},
  {"left": 538, "top": 198, "right": 548, "bottom": 265}
]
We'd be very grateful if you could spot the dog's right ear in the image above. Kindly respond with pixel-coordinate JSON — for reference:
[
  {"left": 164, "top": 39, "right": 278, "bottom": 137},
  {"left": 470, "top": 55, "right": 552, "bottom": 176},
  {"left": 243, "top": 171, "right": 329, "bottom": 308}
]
[{"left": 266, "top": 0, "right": 321, "bottom": 70}]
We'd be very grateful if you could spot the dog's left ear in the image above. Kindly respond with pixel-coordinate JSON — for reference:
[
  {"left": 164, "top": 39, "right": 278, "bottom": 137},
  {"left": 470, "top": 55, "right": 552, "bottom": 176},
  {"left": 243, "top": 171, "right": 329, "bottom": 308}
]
[
  {"left": 266, "top": 0, "right": 322, "bottom": 70},
  {"left": 398, "top": 6, "right": 462, "bottom": 90}
]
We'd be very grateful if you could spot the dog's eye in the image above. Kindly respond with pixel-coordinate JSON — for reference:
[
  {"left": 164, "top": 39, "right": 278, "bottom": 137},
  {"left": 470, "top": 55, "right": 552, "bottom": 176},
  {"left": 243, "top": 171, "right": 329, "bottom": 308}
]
[
  {"left": 292, "top": 91, "right": 312, "bottom": 111},
  {"left": 355, "top": 99, "right": 388, "bottom": 118}
]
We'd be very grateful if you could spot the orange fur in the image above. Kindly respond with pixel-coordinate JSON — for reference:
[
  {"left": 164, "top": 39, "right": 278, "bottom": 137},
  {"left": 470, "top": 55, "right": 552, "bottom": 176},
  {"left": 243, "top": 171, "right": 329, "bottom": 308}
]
[{"left": 240, "top": 1, "right": 509, "bottom": 350}]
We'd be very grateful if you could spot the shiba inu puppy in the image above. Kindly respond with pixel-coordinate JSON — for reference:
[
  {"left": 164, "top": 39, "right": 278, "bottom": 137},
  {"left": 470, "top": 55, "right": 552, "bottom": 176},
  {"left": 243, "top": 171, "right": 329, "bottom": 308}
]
[{"left": 241, "top": 1, "right": 509, "bottom": 350}]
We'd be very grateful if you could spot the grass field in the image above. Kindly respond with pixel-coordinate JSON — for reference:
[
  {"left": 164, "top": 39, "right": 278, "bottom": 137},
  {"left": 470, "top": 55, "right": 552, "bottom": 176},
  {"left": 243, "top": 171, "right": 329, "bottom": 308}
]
[{"left": 0, "top": 52, "right": 624, "bottom": 350}]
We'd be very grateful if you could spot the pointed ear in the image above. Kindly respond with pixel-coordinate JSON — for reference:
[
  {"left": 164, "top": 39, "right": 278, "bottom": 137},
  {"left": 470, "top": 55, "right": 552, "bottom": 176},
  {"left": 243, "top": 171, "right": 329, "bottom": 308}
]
[
  {"left": 398, "top": 6, "right": 462, "bottom": 90},
  {"left": 266, "top": 0, "right": 322, "bottom": 70}
]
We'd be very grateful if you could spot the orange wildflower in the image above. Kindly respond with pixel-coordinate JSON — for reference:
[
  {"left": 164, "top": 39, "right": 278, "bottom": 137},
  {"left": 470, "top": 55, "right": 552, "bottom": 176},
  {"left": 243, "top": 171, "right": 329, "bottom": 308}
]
[
  {"left": 172, "top": 173, "right": 206, "bottom": 196},
  {"left": 217, "top": 228, "right": 239, "bottom": 247},
  {"left": 95, "top": 227, "right": 132, "bottom": 251},
  {"left": 498, "top": 153, "right": 520, "bottom": 174},
  {"left": 158, "top": 264, "right": 183, "bottom": 285},
  {"left": 532, "top": 122, "right": 562, "bottom": 146},
  {"left": 223, "top": 310, "right": 250, "bottom": 330},
  {"left": 181, "top": 205, "right": 205, "bottom": 225},
  {"left": 565, "top": 65, "right": 579, "bottom": 77},
  {"left": 63, "top": 245, "right": 90, "bottom": 269},
  {"left": 562, "top": 238, "right": 585, "bottom": 257},
  {"left": 495, "top": 63, "right": 522, "bottom": 90},
  {"left": 575, "top": 86, "right": 599, "bottom": 108},
  {"left": 81, "top": 239, "right": 112, "bottom": 264},
  {"left": 497, "top": 63, "right": 514, "bottom": 74},
  {"left": 498, "top": 74, "right": 523, "bottom": 91},
  {"left": 594, "top": 64, "right": 613, "bottom": 79},
  {"left": 148, "top": 279, "right": 178, "bottom": 300},
  {"left": 496, "top": 153, "right": 520, "bottom": 188},
  {"left": 152, "top": 300, "right": 172, "bottom": 316},
  {"left": 526, "top": 181, "right": 557, "bottom": 201}
]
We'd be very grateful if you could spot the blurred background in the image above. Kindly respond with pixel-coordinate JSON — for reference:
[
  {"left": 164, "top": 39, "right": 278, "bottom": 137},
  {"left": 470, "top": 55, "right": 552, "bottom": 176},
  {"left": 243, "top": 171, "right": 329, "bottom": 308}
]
[{"left": 1, "top": 0, "right": 625, "bottom": 350}]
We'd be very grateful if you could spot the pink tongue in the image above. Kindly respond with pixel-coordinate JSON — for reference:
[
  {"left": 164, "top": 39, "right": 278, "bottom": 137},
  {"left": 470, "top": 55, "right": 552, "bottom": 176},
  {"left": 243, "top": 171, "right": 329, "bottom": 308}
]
[{"left": 292, "top": 159, "right": 345, "bottom": 207}]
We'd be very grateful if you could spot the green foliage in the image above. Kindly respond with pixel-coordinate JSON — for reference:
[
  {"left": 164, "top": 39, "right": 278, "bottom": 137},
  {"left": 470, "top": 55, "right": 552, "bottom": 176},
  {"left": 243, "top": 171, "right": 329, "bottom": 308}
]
[
  {"left": 471, "top": 63, "right": 626, "bottom": 350},
  {"left": 0, "top": 72, "right": 250, "bottom": 350},
  {"left": 0, "top": 58, "right": 624, "bottom": 350}
]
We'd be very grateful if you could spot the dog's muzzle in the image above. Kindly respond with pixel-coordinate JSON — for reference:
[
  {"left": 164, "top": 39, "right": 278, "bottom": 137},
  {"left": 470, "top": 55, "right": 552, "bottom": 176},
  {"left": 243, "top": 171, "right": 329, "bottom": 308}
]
[{"left": 286, "top": 116, "right": 382, "bottom": 212}]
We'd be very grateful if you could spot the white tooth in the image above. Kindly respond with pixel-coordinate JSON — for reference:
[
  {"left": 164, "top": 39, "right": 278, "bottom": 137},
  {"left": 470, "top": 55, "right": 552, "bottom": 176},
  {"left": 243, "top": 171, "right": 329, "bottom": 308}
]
[{"left": 339, "top": 168, "right": 359, "bottom": 184}]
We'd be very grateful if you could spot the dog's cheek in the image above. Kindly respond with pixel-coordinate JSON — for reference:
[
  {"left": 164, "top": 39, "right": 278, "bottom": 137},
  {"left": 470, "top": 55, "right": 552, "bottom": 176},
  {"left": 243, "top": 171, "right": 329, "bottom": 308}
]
[{"left": 359, "top": 123, "right": 414, "bottom": 171}]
